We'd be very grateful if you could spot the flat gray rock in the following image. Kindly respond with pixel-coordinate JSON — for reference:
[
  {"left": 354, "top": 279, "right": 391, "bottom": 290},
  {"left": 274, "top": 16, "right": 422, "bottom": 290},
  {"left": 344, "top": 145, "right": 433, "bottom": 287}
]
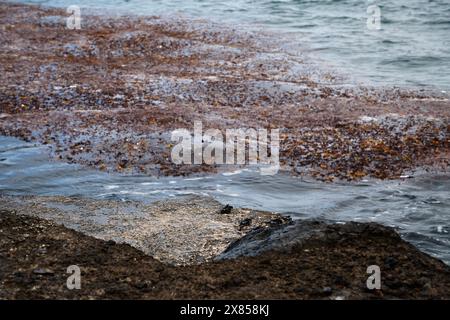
[{"left": 0, "top": 195, "right": 289, "bottom": 265}]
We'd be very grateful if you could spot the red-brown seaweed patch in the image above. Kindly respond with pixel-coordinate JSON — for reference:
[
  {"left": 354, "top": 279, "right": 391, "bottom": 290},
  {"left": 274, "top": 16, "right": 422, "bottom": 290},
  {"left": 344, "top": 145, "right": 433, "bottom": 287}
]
[{"left": 0, "top": 2, "right": 449, "bottom": 180}]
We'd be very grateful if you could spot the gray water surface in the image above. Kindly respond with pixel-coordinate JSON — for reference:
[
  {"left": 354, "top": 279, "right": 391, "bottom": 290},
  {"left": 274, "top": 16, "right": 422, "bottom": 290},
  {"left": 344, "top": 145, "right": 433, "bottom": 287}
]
[
  {"left": 11, "top": 0, "right": 450, "bottom": 90},
  {"left": 1, "top": 135, "right": 449, "bottom": 264}
]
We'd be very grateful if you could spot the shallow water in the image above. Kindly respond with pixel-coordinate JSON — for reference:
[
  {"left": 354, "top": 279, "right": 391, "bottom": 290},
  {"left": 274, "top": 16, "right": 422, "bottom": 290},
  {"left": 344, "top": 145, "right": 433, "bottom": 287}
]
[
  {"left": 1, "top": 135, "right": 449, "bottom": 264},
  {"left": 11, "top": 0, "right": 450, "bottom": 90}
]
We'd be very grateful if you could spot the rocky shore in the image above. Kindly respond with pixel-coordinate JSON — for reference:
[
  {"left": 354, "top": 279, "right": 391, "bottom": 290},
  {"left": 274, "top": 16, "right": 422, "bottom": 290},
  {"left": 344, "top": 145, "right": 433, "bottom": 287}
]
[
  {"left": 0, "top": 194, "right": 290, "bottom": 265},
  {"left": 1, "top": 203, "right": 449, "bottom": 299},
  {"left": 1, "top": 2, "right": 450, "bottom": 301},
  {"left": 0, "top": 2, "right": 449, "bottom": 181}
]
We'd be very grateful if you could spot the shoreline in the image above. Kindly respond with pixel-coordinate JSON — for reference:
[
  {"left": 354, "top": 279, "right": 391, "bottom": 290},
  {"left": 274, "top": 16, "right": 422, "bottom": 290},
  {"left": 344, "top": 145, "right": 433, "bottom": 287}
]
[
  {"left": 0, "top": 194, "right": 292, "bottom": 266},
  {"left": 1, "top": 202, "right": 450, "bottom": 299}
]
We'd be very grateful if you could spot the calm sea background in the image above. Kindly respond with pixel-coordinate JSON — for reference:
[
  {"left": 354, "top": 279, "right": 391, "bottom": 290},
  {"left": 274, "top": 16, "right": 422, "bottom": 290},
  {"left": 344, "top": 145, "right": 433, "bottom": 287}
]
[{"left": 11, "top": 0, "right": 450, "bottom": 91}]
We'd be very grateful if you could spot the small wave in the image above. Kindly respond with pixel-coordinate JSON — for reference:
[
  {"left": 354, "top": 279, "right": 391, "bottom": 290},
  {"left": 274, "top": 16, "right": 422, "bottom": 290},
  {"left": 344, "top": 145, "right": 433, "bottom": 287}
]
[
  {"left": 424, "top": 20, "right": 450, "bottom": 26},
  {"left": 380, "top": 55, "right": 444, "bottom": 67}
]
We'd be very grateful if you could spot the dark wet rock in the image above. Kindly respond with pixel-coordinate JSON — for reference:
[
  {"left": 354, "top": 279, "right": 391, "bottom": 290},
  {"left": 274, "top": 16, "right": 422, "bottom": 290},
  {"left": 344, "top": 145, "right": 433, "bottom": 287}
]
[
  {"left": 218, "top": 219, "right": 325, "bottom": 259},
  {"left": 217, "top": 220, "right": 403, "bottom": 260},
  {"left": 239, "top": 218, "right": 252, "bottom": 228},
  {"left": 1, "top": 207, "right": 450, "bottom": 299},
  {"left": 219, "top": 204, "right": 233, "bottom": 215}
]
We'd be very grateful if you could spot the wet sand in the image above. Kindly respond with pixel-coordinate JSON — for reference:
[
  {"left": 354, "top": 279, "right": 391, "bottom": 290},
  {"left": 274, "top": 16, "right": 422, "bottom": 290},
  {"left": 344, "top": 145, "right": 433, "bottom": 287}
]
[{"left": 0, "top": 2, "right": 448, "bottom": 181}]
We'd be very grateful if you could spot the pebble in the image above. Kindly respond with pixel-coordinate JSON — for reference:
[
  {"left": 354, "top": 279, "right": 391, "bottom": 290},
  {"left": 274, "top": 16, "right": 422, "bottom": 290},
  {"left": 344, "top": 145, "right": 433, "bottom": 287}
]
[{"left": 33, "top": 268, "right": 54, "bottom": 275}]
